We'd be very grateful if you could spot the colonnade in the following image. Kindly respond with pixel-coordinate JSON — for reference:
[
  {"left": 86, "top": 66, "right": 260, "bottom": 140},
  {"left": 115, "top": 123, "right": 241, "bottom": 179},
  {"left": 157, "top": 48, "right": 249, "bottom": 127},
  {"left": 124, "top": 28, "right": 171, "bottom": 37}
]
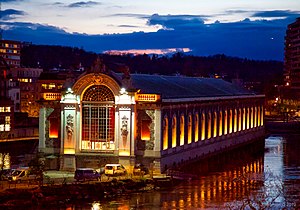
[{"left": 162, "top": 104, "right": 264, "bottom": 150}]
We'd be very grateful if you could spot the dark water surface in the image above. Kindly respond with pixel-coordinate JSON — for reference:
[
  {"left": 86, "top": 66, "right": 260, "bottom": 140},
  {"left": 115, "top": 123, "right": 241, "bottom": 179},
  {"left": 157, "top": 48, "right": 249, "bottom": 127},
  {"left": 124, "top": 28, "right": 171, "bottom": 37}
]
[
  {"left": 53, "top": 134, "right": 299, "bottom": 210},
  {"left": 3, "top": 134, "right": 300, "bottom": 209}
]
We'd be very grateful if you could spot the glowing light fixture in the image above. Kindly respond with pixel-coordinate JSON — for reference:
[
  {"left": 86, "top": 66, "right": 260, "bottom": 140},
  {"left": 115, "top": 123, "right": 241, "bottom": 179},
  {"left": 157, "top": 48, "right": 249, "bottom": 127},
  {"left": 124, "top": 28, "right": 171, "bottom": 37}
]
[{"left": 120, "top": 88, "right": 127, "bottom": 94}]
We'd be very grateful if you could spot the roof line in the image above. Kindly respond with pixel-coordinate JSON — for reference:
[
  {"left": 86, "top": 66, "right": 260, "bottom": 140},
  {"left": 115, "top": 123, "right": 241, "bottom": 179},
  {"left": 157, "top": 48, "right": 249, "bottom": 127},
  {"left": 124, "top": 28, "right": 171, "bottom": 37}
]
[{"left": 162, "top": 94, "right": 264, "bottom": 103}]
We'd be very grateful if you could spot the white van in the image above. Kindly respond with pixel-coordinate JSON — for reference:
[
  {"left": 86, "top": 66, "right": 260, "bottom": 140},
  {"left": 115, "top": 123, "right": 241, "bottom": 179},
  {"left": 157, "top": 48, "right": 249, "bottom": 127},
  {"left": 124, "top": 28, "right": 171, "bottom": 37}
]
[{"left": 104, "top": 164, "right": 127, "bottom": 176}]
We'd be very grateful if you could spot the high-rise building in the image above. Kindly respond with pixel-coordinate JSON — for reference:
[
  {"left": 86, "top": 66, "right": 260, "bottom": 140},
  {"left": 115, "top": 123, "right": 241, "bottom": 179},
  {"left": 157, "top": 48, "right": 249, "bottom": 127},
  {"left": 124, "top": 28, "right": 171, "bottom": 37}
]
[
  {"left": 283, "top": 17, "right": 300, "bottom": 99},
  {"left": 0, "top": 40, "right": 21, "bottom": 68}
]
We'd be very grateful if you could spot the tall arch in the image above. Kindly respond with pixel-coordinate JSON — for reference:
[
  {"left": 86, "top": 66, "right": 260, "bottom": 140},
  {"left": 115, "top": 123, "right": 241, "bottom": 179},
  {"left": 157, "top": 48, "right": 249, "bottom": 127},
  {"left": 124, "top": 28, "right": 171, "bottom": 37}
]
[
  {"left": 229, "top": 109, "right": 233, "bottom": 134},
  {"left": 172, "top": 115, "right": 177, "bottom": 148},
  {"left": 243, "top": 108, "right": 246, "bottom": 130},
  {"left": 224, "top": 110, "right": 228, "bottom": 135},
  {"left": 180, "top": 115, "right": 185, "bottom": 146},
  {"left": 238, "top": 108, "right": 242, "bottom": 131},
  {"left": 81, "top": 85, "right": 115, "bottom": 151},
  {"left": 201, "top": 113, "right": 205, "bottom": 140},
  {"left": 188, "top": 114, "right": 192, "bottom": 144},
  {"left": 163, "top": 117, "right": 169, "bottom": 150},
  {"left": 219, "top": 111, "right": 223, "bottom": 136},
  {"left": 234, "top": 109, "right": 237, "bottom": 132},
  {"left": 194, "top": 113, "right": 199, "bottom": 142},
  {"left": 213, "top": 111, "right": 217, "bottom": 137},
  {"left": 207, "top": 112, "right": 212, "bottom": 139}
]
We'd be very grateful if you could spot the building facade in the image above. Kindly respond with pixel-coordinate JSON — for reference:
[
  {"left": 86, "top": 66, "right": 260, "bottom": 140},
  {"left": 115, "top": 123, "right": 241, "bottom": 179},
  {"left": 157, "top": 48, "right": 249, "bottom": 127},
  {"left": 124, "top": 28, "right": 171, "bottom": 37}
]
[
  {"left": 38, "top": 59, "right": 265, "bottom": 173},
  {"left": 0, "top": 40, "right": 21, "bottom": 68},
  {"left": 283, "top": 18, "right": 300, "bottom": 99}
]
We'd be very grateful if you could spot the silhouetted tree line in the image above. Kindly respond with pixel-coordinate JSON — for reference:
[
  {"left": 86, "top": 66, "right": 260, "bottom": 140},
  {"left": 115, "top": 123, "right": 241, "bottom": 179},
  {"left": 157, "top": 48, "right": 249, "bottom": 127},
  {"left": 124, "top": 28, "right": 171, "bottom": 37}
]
[{"left": 21, "top": 44, "right": 283, "bottom": 95}]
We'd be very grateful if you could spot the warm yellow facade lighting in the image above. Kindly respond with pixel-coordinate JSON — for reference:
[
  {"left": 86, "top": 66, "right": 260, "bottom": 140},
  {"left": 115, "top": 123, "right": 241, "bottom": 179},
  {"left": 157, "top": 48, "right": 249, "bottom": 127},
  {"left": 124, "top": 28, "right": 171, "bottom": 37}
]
[
  {"left": 136, "top": 94, "right": 160, "bottom": 102},
  {"left": 64, "top": 148, "right": 75, "bottom": 154},
  {"left": 42, "top": 93, "right": 61, "bottom": 100}
]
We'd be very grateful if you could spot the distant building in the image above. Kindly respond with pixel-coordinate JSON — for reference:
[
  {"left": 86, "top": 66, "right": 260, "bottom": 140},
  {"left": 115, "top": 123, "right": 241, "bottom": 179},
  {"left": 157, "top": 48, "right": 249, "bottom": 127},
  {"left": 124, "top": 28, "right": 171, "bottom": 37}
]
[
  {"left": 283, "top": 18, "right": 300, "bottom": 98},
  {"left": 0, "top": 57, "right": 14, "bottom": 138},
  {"left": 38, "top": 59, "right": 265, "bottom": 173},
  {"left": 0, "top": 40, "right": 21, "bottom": 68},
  {"left": 8, "top": 67, "right": 43, "bottom": 117}
]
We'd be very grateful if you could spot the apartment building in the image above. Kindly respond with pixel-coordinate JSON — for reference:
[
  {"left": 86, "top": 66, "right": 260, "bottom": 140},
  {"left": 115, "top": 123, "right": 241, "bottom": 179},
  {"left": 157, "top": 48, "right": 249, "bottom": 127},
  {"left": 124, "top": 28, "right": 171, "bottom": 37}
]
[{"left": 0, "top": 40, "right": 21, "bottom": 68}]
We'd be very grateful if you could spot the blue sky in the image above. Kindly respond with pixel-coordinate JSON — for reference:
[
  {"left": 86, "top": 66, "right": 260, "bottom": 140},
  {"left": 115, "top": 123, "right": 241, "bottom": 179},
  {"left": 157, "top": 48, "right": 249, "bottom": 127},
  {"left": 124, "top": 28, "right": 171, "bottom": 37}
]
[{"left": 1, "top": 0, "right": 300, "bottom": 60}]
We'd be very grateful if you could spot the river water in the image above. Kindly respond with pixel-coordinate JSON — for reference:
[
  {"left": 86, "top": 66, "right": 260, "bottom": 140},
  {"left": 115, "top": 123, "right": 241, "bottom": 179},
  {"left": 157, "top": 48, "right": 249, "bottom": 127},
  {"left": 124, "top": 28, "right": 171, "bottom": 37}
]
[
  {"left": 78, "top": 134, "right": 300, "bottom": 210},
  {"left": 2, "top": 134, "right": 300, "bottom": 209}
]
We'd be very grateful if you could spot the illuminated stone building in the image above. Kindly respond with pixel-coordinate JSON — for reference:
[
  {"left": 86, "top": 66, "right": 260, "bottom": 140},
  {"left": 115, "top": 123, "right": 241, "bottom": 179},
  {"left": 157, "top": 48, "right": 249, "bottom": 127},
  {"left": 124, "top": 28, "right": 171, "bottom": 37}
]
[
  {"left": 39, "top": 59, "right": 265, "bottom": 173},
  {"left": 0, "top": 40, "right": 21, "bottom": 68}
]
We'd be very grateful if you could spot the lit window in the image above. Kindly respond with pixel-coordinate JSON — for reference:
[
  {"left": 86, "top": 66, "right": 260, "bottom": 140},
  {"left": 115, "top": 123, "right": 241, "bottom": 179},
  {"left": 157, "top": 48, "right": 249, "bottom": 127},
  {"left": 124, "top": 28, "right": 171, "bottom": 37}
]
[
  {"left": 0, "top": 125, "right": 4, "bottom": 131},
  {"left": 5, "top": 116, "right": 10, "bottom": 131},
  {"left": 0, "top": 107, "right": 4, "bottom": 112}
]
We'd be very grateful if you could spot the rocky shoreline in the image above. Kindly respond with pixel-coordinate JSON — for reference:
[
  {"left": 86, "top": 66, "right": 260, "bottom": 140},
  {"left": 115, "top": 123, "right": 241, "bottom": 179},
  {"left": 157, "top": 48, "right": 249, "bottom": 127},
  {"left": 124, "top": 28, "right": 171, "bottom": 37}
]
[{"left": 0, "top": 178, "right": 156, "bottom": 209}]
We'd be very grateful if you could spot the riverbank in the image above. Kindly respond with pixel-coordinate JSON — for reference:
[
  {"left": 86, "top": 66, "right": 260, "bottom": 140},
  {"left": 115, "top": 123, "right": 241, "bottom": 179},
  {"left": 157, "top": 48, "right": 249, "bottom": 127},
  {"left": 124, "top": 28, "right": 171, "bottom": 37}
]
[
  {"left": 265, "top": 120, "right": 300, "bottom": 134},
  {"left": 0, "top": 175, "right": 156, "bottom": 209},
  {"left": 0, "top": 170, "right": 180, "bottom": 209}
]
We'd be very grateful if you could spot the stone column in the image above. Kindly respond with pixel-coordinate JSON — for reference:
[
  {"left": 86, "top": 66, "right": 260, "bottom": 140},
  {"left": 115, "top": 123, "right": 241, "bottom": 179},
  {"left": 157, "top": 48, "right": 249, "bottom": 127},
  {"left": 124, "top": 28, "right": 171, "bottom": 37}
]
[{"left": 60, "top": 88, "right": 80, "bottom": 171}]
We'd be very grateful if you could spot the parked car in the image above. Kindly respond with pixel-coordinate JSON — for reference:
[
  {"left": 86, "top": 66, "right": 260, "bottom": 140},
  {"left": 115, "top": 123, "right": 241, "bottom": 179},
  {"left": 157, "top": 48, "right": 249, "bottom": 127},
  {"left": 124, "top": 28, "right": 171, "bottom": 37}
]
[
  {"left": 104, "top": 164, "right": 127, "bottom": 176},
  {"left": 7, "top": 167, "right": 39, "bottom": 183},
  {"left": 133, "top": 164, "right": 149, "bottom": 176},
  {"left": 74, "top": 168, "right": 101, "bottom": 182},
  {"left": 0, "top": 169, "right": 14, "bottom": 181}
]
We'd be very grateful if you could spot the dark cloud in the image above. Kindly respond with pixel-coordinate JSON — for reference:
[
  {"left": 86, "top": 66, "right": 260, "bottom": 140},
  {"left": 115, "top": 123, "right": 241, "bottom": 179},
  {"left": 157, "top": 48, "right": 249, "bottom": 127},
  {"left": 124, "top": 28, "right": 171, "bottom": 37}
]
[
  {"left": 2, "top": 11, "right": 300, "bottom": 61},
  {"left": 252, "top": 10, "right": 300, "bottom": 18},
  {"left": 118, "top": 25, "right": 139, "bottom": 28},
  {"left": 147, "top": 14, "right": 207, "bottom": 30},
  {"left": 105, "top": 13, "right": 149, "bottom": 18},
  {"left": 0, "top": 0, "right": 23, "bottom": 2},
  {"left": 67, "top": 1, "right": 100, "bottom": 8},
  {"left": 0, "top": 9, "right": 25, "bottom": 20}
]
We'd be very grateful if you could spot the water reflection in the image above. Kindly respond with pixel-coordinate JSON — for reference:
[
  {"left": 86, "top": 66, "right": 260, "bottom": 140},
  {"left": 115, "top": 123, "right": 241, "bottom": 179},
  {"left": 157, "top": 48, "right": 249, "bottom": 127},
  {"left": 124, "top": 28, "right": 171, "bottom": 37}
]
[
  {"left": 2, "top": 135, "right": 300, "bottom": 209},
  {"left": 98, "top": 135, "right": 299, "bottom": 209}
]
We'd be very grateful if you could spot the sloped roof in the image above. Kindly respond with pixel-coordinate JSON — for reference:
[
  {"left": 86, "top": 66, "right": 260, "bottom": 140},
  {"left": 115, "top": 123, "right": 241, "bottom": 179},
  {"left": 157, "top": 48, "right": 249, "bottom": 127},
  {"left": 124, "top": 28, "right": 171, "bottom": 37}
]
[{"left": 115, "top": 73, "right": 254, "bottom": 99}]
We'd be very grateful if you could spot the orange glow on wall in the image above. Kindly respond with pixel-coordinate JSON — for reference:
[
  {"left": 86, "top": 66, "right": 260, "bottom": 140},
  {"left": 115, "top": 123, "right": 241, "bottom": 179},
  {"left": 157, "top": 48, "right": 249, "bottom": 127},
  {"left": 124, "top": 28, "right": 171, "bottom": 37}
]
[
  {"left": 141, "top": 117, "right": 151, "bottom": 140},
  {"left": 172, "top": 116, "right": 177, "bottom": 147},
  {"left": 219, "top": 112, "right": 222, "bottom": 136},
  {"left": 201, "top": 114, "right": 205, "bottom": 140},
  {"left": 49, "top": 118, "right": 59, "bottom": 138},
  {"left": 180, "top": 115, "right": 185, "bottom": 145},
  {"left": 163, "top": 118, "right": 168, "bottom": 150}
]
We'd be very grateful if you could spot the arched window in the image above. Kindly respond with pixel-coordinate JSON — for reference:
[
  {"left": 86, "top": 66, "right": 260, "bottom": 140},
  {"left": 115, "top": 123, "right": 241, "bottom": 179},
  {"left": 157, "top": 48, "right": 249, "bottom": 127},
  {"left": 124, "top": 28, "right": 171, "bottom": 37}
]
[
  {"left": 251, "top": 107, "right": 254, "bottom": 128},
  {"left": 219, "top": 111, "right": 223, "bottom": 136},
  {"left": 194, "top": 113, "right": 199, "bottom": 142},
  {"left": 260, "top": 105, "right": 264, "bottom": 126},
  {"left": 163, "top": 117, "right": 169, "bottom": 150},
  {"left": 81, "top": 85, "right": 115, "bottom": 151},
  {"left": 188, "top": 114, "right": 192, "bottom": 144},
  {"left": 201, "top": 113, "right": 205, "bottom": 140},
  {"left": 243, "top": 108, "right": 246, "bottom": 130},
  {"left": 224, "top": 110, "right": 228, "bottom": 135},
  {"left": 234, "top": 109, "right": 237, "bottom": 132},
  {"left": 180, "top": 115, "right": 185, "bottom": 146},
  {"left": 254, "top": 107, "right": 257, "bottom": 127},
  {"left": 172, "top": 116, "right": 177, "bottom": 148},
  {"left": 207, "top": 112, "right": 211, "bottom": 139},
  {"left": 257, "top": 107, "right": 261, "bottom": 126},
  {"left": 238, "top": 108, "right": 242, "bottom": 131},
  {"left": 229, "top": 109, "right": 233, "bottom": 134},
  {"left": 247, "top": 107, "right": 250, "bottom": 129},
  {"left": 213, "top": 112, "right": 217, "bottom": 137}
]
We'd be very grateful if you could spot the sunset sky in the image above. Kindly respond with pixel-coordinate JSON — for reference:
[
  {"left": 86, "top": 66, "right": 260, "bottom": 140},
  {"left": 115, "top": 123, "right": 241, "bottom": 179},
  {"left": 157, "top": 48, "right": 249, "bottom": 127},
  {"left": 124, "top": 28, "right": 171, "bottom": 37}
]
[{"left": 1, "top": 0, "right": 300, "bottom": 60}]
